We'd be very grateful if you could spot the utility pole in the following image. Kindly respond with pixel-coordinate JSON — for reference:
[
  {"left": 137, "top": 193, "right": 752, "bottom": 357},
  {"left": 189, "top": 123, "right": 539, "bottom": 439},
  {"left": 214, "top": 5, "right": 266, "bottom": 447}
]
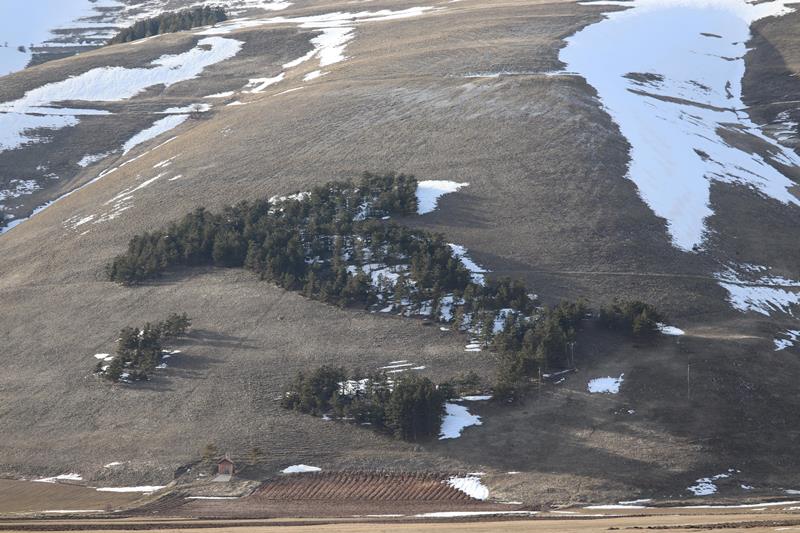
[
  {"left": 687, "top": 362, "right": 691, "bottom": 402},
  {"left": 678, "top": 337, "right": 690, "bottom": 402},
  {"left": 538, "top": 367, "right": 542, "bottom": 397}
]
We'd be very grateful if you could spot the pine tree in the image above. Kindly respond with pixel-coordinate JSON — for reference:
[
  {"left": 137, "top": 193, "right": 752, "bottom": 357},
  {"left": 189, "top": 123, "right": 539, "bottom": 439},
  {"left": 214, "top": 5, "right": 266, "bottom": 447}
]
[{"left": 105, "top": 356, "right": 124, "bottom": 382}]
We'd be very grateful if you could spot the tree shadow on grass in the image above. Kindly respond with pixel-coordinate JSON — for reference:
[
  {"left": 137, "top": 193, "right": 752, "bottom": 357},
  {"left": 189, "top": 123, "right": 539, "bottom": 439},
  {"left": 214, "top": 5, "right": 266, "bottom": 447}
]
[{"left": 186, "top": 328, "right": 260, "bottom": 350}]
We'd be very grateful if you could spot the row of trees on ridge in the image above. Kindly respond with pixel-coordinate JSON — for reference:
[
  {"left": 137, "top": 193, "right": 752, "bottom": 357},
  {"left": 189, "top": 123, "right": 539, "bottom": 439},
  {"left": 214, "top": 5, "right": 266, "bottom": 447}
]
[{"left": 109, "top": 7, "right": 227, "bottom": 45}]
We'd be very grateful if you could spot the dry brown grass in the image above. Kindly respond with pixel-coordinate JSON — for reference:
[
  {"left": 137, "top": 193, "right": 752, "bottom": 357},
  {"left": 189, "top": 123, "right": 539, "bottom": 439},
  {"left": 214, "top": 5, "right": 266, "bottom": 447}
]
[{"left": 0, "top": 480, "right": 140, "bottom": 515}]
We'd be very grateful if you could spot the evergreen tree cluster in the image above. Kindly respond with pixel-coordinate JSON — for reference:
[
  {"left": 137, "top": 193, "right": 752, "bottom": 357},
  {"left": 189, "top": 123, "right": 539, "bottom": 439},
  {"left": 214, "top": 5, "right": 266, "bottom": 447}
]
[
  {"left": 599, "top": 299, "right": 663, "bottom": 337},
  {"left": 280, "top": 365, "right": 446, "bottom": 442},
  {"left": 105, "top": 172, "right": 473, "bottom": 311},
  {"left": 490, "top": 301, "right": 587, "bottom": 402},
  {"left": 109, "top": 6, "right": 227, "bottom": 45},
  {"left": 104, "top": 172, "right": 543, "bottom": 333},
  {"left": 95, "top": 313, "right": 191, "bottom": 382}
]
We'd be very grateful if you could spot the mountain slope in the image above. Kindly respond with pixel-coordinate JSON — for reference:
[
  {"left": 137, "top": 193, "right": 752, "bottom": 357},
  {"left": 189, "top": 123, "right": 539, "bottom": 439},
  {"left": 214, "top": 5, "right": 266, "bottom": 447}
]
[{"left": 1, "top": 0, "right": 800, "bottom": 505}]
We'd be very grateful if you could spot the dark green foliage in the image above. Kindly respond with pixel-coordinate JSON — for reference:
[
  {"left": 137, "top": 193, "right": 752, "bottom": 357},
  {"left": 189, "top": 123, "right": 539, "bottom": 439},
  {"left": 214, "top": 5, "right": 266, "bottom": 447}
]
[
  {"left": 109, "top": 7, "right": 227, "bottom": 44},
  {"left": 385, "top": 375, "right": 445, "bottom": 441},
  {"left": 280, "top": 365, "right": 347, "bottom": 415},
  {"left": 599, "top": 299, "right": 663, "bottom": 337},
  {"left": 161, "top": 312, "right": 192, "bottom": 337},
  {"left": 95, "top": 314, "right": 191, "bottom": 382},
  {"left": 281, "top": 367, "right": 445, "bottom": 442},
  {"left": 491, "top": 300, "right": 587, "bottom": 402},
  {"left": 106, "top": 173, "right": 427, "bottom": 290},
  {"left": 104, "top": 175, "right": 541, "bottom": 338},
  {"left": 444, "top": 371, "right": 484, "bottom": 397}
]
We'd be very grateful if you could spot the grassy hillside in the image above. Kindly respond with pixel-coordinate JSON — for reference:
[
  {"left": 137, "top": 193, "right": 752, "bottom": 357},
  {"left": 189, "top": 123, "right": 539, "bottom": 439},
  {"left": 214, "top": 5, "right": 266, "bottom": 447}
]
[{"left": 1, "top": 0, "right": 799, "bottom": 506}]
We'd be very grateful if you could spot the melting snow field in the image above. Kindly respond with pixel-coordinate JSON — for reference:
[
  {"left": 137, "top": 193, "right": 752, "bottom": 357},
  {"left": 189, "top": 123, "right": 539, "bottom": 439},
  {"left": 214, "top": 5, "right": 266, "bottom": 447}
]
[
  {"left": 416, "top": 180, "right": 468, "bottom": 214},
  {"left": 715, "top": 266, "right": 800, "bottom": 316},
  {"left": 561, "top": 0, "right": 800, "bottom": 251},
  {"left": 439, "top": 402, "right": 482, "bottom": 439},
  {"left": 0, "top": 36, "right": 242, "bottom": 153},
  {"left": 687, "top": 470, "right": 737, "bottom": 496},
  {"left": 199, "top": 7, "right": 434, "bottom": 93},
  {"left": 587, "top": 374, "right": 624, "bottom": 394}
]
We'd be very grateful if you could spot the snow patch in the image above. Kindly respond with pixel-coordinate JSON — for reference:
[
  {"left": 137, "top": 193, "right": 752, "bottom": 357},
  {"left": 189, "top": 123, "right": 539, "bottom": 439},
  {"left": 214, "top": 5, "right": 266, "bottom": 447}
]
[
  {"left": 585, "top": 504, "right": 649, "bottom": 510},
  {"left": 448, "top": 244, "right": 487, "bottom": 285},
  {"left": 34, "top": 473, "right": 83, "bottom": 483},
  {"left": 96, "top": 486, "right": 165, "bottom": 493},
  {"left": 458, "top": 395, "right": 492, "bottom": 401},
  {"left": 122, "top": 115, "right": 188, "bottom": 155},
  {"left": 445, "top": 475, "right": 489, "bottom": 500},
  {"left": 303, "top": 69, "right": 326, "bottom": 81},
  {"left": 587, "top": 374, "right": 624, "bottom": 394},
  {"left": 416, "top": 180, "right": 468, "bottom": 214},
  {"left": 657, "top": 323, "right": 685, "bottom": 336},
  {"left": 715, "top": 267, "right": 800, "bottom": 316},
  {"left": 281, "top": 464, "right": 321, "bottom": 473},
  {"left": 415, "top": 511, "right": 536, "bottom": 517},
  {"left": 77, "top": 152, "right": 112, "bottom": 168},
  {"left": 775, "top": 330, "right": 800, "bottom": 351},
  {"left": 204, "top": 91, "right": 235, "bottom": 98},
  {"left": 687, "top": 470, "right": 736, "bottom": 496},
  {"left": 245, "top": 72, "right": 285, "bottom": 93},
  {"left": 439, "top": 402, "right": 482, "bottom": 439}
]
